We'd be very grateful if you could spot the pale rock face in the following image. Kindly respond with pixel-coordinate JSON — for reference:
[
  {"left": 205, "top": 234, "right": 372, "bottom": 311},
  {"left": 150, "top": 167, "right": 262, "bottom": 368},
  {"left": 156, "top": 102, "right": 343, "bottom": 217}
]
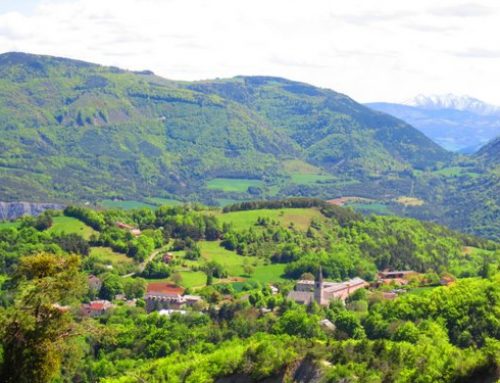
[
  {"left": 0, "top": 201, "right": 64, "bottom": 220},
  {"left": 404, "top": 94, "right": 500, "bottom": 116}
]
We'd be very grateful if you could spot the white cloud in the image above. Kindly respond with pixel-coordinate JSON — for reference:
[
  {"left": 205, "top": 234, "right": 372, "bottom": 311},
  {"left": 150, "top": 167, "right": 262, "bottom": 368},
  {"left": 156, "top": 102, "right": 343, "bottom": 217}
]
[{"left": 0, "top": 0, "right": 499, "bottom": 104}]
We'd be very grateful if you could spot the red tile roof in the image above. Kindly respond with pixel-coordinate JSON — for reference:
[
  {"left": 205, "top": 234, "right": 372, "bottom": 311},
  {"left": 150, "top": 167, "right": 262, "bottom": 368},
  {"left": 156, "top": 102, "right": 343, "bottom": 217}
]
[
  {"left": 147, "top": 282, "right": 184, "bottom": 295},
  {"left": 90, "top": 301, "right": 106, "bottom": 310}
]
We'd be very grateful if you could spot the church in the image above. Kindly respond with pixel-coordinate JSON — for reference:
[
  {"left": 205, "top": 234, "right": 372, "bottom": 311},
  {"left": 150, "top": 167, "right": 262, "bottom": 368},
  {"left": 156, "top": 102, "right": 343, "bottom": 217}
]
[{"left": 287, "top": 267, "right": 368, "bottom": 306}]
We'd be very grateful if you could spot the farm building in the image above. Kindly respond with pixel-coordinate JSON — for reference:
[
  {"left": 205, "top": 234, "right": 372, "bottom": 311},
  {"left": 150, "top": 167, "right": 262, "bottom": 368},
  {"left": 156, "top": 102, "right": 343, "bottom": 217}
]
[{"left": 145, "top": 282, "right": 202, "bottom": 312}]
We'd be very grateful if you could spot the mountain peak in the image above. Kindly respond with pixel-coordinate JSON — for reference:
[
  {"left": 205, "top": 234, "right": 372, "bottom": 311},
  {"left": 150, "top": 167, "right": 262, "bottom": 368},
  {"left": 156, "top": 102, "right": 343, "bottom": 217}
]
[{"left": 403, "top": 94, "right": 500, "bottom": 115}]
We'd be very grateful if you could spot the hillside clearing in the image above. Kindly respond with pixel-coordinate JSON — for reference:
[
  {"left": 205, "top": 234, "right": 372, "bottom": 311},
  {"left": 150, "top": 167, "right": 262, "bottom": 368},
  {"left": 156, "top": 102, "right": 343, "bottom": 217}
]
[
  {"left": 206, "top": 178, "right": 264, "bottom": 193},
  {"left": 48, "top": 216, "right": 95, "bottom": 239},
  {"left": 217, "top": 208, "right": 322, "bottom": 231}
]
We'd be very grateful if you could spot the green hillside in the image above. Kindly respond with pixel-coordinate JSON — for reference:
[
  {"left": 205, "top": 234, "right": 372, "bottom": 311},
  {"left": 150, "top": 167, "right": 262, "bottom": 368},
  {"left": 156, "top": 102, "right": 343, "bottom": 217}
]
[
  {"left": 188, "top": 76, "right": 450, "bottom": 174},
  {"left": 0, "top": 52, "right": 448, "bottom": 203},
  {"left": 0, "top": 52, "right": 498, "bottom": 239}
]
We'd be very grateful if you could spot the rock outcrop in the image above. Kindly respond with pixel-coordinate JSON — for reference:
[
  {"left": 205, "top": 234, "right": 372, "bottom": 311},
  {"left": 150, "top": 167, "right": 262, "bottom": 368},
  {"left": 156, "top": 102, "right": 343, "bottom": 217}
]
[{"left": 0, "top": 202, "right": 64, "bottom": 221}]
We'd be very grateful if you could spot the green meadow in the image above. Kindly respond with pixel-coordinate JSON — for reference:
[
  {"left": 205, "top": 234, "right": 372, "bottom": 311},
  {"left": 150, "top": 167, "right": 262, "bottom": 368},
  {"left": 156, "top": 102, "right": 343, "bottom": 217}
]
[
  {"left": 48, "top": 216, "right": 96, "bottom": 239},
  {"left": 206, "top": 178, "right": 264, "bottom": 193},
  {"left": 217, "top": 208, "right": 322, "bottom": 231},
  {"left": 0, "top": 220, "right": 19, "bottom": 229},
  {"left": 100, "top": 199, "right": 156, "bottom": 210}
]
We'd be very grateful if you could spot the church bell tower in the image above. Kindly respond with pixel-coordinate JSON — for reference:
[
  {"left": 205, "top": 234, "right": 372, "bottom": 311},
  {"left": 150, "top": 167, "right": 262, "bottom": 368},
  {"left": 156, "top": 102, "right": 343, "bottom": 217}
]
[{"left": 314, "top": 266, "right": 325, "bottom": 305}]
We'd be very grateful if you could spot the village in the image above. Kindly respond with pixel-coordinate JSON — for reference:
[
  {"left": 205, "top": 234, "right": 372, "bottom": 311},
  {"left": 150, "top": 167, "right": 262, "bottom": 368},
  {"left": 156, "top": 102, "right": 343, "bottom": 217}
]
[{"left": 80, "top": 249, "right": 453, "bottom": 318}]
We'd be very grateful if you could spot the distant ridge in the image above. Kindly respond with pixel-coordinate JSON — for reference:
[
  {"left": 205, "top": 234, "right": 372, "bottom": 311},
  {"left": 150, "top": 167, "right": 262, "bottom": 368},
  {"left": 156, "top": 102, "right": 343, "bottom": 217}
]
[
  {"left": 366, "top": 94, "right": 500, "bottom": 152},
  {"left": 403, "top": 94, "right": 500, "bottom": 116}
]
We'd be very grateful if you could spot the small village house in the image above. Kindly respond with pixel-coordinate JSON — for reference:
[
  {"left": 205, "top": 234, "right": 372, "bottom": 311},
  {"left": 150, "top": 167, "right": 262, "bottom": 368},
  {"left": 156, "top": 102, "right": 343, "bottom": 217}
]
[
  {"left": 88, "top": 275, "right": 102, "bottom": 292},
  {"left": 115, "top": 221, "right": 142, "bottom": 236},
  {"left": 162, "top": 252, "right": 174, "bottom": 264},
  {"left": 375, "top": 270, "right": 418, "bottom": 286},
  {"left": 81, "top": 300, "right": 113, "bottom": 317}
]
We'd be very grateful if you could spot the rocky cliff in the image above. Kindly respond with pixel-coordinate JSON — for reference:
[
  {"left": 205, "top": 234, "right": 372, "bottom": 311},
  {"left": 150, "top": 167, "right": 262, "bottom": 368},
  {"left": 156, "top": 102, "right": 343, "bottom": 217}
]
[{"left": 0, "top": 202, "right": 64, "bottom": 221}]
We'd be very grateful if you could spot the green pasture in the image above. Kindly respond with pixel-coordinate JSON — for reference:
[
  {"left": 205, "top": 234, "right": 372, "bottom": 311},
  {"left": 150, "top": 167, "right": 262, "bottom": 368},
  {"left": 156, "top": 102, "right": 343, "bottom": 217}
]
[
  {"left": 0, "top": 220, "right": 19, "bottom": 229},
  {"left": 206, "top": 178, "right": 264, "bottom": 193},
  {"left": 217, "top": 208, "right": 322, "bottom": 231},
  {"left": 48, "top": 216, "right": 96, "bottom": 239},
  {"left": 348, "top": 202, "right": 393, "bottom": 215},
  {"left": 100, "top": 199, "right": 156, "bottom": 210}
]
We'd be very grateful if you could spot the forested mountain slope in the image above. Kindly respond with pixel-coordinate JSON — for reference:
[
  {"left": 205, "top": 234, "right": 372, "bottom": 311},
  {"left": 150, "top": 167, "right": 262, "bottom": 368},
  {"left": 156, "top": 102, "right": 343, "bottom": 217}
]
[
  {"left": 0, "top": 52, "right": 299, "bottom": 201},
  {"left": 188, "top": 77, "right": 450, "bottom": 175},
  {"left": 0, "top": 52, "right": 449, "bottom": 202}
]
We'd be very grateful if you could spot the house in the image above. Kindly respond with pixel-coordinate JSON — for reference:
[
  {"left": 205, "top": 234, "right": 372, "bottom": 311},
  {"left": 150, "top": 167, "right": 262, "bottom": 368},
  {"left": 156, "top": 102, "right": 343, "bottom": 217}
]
[
  {"left": 81, "top": 300, "right": 113, "bottom": 317},
  {"left": 115, "top": 221, "right": 142, "bottom": 237},
  {"left": 287, "top": 268, "right": 368, "bottom": 306},
  {"left": 52, "top": 303, "right": 71, "bottom": 312},
  {"left": 440, "top": 275, "right": 455, "bottom": 286},
  {"left": 382, "top": 292, "right": 398, "bottom": 300},
  {"left": 162, "top": 252, "right": 174, "bottom": 264},
  {"left": 145, "top": 282, "right": 202, "bottom": 312},
  {"left": 269, "top": 285, "right": 279, "bottom": 295},
  {"left": 159, "top": 309, "right": 187, "bottom": 316},
  {"left": 376, "top": 270, "right": 418, "bottom": 286},
  {"left": 115, "top": 221, "right": 134, "bottom": 230},
  {"left": 88, "top": 275, "right": 102, "bottom": 292}
]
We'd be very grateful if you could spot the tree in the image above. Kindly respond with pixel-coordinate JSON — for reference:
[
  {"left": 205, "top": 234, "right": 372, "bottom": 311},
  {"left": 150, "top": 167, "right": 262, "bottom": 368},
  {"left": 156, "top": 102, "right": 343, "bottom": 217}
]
[
  {"left": 0, "top": 253, "right": 86, "bottom": 383},
  {"left": 123, "top": 278, "right": 146, "bottom": 299},
  {"left": 300, "top": 272, "right": 315, "bottom": 281},
  {"left": 171, "top": 272, "right": 183, "bottom": 286},
  {"left": 334, "top": 311, "right": 366, "bottom": 339},
  {"left": 243, "top": 259, "right": 255, "bottom": 277},
  {"left": 99, "top": 273, "right": 123, "bottom": 300}
]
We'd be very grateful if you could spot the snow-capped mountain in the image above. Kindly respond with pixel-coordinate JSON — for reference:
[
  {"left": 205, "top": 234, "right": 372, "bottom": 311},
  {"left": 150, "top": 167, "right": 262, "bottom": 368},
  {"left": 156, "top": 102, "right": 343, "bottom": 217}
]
[
  {"left": 403, "top": 94, "right": 500, "bottom": 116},
  {"left": 366, "top": 94, "right": 500, "bottom": 153}
]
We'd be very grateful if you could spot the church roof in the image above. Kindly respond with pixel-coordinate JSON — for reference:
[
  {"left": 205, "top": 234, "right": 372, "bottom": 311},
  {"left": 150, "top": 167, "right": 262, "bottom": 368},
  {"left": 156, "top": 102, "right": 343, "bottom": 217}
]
[{"left": 287, "top": 291, "right": 314, "bottom": 304}]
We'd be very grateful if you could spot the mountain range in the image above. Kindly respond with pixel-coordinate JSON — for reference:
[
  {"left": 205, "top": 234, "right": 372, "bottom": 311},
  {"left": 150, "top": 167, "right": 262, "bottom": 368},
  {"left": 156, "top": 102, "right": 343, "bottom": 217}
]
[
  {"left": 0, "top": 52, "right": 498, "bottom": 239},
  {"left": 366, "top": 94, "right": 500, "bottom": 153}
]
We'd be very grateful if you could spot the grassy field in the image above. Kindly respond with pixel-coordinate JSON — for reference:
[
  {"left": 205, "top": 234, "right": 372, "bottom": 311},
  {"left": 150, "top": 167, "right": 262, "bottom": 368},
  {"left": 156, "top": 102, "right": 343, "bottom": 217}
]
[
  {"left": 89, "top": 246, "right": 136, "bottom": 275},
  {"left": 283, "top": 159, "right": 334, "bottom": 185},
  {"left": 0, "top": 220, "right": 19, "bottom": 229},
  {"left": 348, "top": 202, "right": 393, "bottom": 215},
  {"left": 430, "top": 167, "right": 480, "bottom": 178},
  {"left": 147, "top": 197, "right": 183, "bottom": 207},
  {"left": 206, "top": 178, "right": 264, "bottom": 193},
  {"left": 250, "top": 263, "right": 287, "bottom": 284},
  {"left": 283, "top": 159, "right": 322, "bottom": 174},
  {"left": 48, "top": 216, "right": 95, "bottom": 239},
  {"left": 100, "top": 199, "right": 156, "bottom": 210},
  {"left": 177, "top": 271, "right": 207, "bottom": 288},
  {"left": 290, "top": 173, "right": 334, "bottom": 184},
  {"left": 407, "top": 286, "right": 438, "bottom": 295},
  {"left": 199, "top": 241, "right": 248, "bottom": 276},
  {"left": 394, "top": 196, "right": 425, "bottom": 206},
  {"left": 215, "top": 198, "right": 243, "bottom": 207},
  {"left": 198, "top": 241, "right": 288, "bottom": 284},
  {"left": 217, "top": 208, "right": 322, "bottom": 231},
  {"left": 90, "top": 246, "right": 134, "bottom": 265}
]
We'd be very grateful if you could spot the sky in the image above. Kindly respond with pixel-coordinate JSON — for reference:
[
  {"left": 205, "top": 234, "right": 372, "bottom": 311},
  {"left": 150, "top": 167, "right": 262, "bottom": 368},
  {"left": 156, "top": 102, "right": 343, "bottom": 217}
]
[{"left": 0, "top": 0, "right": 499, "bottom": 104}]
